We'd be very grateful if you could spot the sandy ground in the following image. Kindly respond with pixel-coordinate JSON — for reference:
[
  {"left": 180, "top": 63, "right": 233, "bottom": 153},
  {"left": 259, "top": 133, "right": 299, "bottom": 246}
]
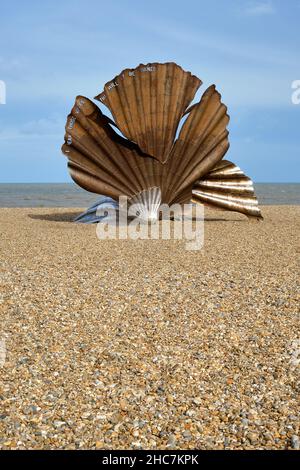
[{"left": 0, "top": 206, "right": 299, "bottom": 450}]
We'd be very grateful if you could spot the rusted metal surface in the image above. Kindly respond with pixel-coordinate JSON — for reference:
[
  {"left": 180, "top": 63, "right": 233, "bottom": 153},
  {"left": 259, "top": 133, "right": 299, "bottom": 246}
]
[
  {"left": 94, "top": 63, "right": 201, "bottom": 164},
  {"left": 62, "top": 62, "right": 262, "bottom": 219},
  {"left": 162, "top": 85, "right": 230, "bottom": 205}
]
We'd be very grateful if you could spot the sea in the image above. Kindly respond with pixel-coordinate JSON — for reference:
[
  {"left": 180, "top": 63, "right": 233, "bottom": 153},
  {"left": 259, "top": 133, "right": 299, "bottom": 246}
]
[{"left": 0, "top": 183, "right": 299, "bottom": 207}]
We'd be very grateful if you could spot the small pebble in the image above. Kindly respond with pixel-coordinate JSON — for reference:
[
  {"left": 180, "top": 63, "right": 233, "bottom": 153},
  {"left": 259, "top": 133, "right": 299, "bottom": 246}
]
[
  {"left": 291, "top": 435, "right": 300, "bottom": 450},
  {"left": 0, "top": 206, "right": 298, "bottom": 450}
]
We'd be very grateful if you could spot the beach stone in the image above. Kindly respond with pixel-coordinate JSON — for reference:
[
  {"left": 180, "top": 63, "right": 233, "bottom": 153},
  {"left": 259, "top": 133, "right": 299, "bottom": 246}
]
[
  {"left": 167, "top": 435, "right": 177, "bottom": 447},
  {"left": 183, "top": 430, "right": 192, "bottom": 440},
  {"left": 291, "top": 435, "right": 300, "bottom": 450},
  {"left": 224, "top": 437, "right": 230, "bottom": 448},
  {"left": 0, "top": 206, "right": 299, "bottom": 450},
  {"left": 53, "top": 421, "right": 66, "bottom": 429}
]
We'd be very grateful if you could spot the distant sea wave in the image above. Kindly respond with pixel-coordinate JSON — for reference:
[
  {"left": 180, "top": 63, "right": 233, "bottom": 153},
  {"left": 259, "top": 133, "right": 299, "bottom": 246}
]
[{"left": 0, "top": 183, "right": 299, "bottom": 207}]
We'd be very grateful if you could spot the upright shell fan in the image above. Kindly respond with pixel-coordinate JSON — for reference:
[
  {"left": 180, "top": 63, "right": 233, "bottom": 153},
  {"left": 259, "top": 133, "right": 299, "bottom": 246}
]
[
  {"left": 62, "top": 62, "right": 263, "bottom": 221},
  {"left": 95, "top": 63, "right": 202, "bottom": 163}
]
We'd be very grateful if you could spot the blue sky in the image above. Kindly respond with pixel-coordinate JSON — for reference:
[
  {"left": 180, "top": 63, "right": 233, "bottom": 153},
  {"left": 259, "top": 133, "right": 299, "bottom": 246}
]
[{"left": 0, "top": 0, "right": 299, "bottom": 182}]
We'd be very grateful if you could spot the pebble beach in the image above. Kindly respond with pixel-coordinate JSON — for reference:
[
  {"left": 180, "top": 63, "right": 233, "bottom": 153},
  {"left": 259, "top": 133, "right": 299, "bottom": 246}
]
[{"left": 0, "top": 205, "right": 299, "bottom": 450}]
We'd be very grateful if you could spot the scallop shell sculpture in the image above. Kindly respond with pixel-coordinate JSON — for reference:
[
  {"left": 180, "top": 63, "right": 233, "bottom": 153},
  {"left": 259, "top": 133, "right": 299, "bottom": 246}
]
[{"left": 62, "top": 62, "right": 263, "bottom": 221}]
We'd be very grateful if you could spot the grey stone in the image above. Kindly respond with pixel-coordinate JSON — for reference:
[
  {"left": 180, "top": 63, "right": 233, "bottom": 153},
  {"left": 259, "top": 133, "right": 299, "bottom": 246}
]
[{"left": 291, "top": 435, "right": 300, "bottom": 450}]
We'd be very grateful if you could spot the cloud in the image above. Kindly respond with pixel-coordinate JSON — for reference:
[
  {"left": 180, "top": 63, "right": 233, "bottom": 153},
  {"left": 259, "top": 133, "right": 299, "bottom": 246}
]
[
  {"left": 243, "top": 1, "right": 275, "bottom": 16},
  {"left": 0, "top": 115, "right": 64, "bottom": 140}
]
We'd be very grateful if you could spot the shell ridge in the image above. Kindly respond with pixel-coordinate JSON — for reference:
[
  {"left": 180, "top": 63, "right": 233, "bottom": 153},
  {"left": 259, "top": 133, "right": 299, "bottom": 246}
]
[
  {"left": 66, "top": 99, "right": 155, "bottom": 197},
  {"left": 162, "top": 91, "right": 210, "bottom": 193},
  {"left": 78, "top": 97, "right": 150, "bottom": 194},
  {"left": 166, "top": 88, "right": 229, "bottom": 199},
  {"left": 68, "top": 164, "right": 124, "bottom": 200},
  {"left": 106, "top": 82, "right": 132, "bottom": 139},
  {"left": 140, "top": 66, "right": 153, "bottom": 155},
  {"left": 72, "top": 106, "right": 142, "bottom": 194},
  {"left": 67, "top": 135, "right": 136, "bottom": 196},
  {"left": 68, "top": 160, "right": 128, "bottom": 198},
  {"left": 163, "top": 63, "right": 181, "bottom": 163},
  {"left": 170, "top": 134, "right": 230, "bottom": 202},
  {"left": 134, "top": 68, "right": 148, "bottom": 151},
  {"left": 115, "top": 77, "right": 135, "bottom": 141},
  {"left": 95, "top": 62, "right": 201, "bottom": 162}
]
